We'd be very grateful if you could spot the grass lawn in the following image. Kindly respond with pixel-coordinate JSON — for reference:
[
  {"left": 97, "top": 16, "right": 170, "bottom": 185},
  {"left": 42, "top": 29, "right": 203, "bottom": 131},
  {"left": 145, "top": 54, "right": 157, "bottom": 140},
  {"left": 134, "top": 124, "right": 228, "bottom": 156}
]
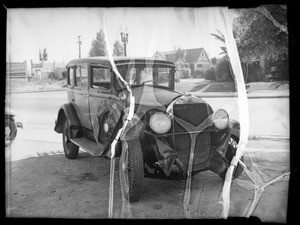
[{"left": 176, "top": 78, "right": 289, "bottom": 93}]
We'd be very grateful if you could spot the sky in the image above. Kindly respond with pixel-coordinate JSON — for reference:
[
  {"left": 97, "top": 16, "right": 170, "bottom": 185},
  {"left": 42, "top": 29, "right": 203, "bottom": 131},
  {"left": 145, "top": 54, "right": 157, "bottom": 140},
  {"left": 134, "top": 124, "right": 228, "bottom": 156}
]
[{"left": 6, "top": 7, "right": 237, "bottom": 65}]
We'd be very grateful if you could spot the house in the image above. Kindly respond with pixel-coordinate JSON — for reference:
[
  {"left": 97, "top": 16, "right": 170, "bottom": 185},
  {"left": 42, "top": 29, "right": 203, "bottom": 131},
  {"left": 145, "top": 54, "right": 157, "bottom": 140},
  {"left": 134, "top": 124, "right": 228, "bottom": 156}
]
[{"left": 153, "top": 48, "right": 211, "bottom": 78}]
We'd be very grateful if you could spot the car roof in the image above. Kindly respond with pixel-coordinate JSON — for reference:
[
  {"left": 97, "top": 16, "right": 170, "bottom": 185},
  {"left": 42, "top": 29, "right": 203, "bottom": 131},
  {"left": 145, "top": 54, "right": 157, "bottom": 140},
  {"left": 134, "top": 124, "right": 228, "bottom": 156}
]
[{"left": 67, "top": 56, "right": 175, "bottom": 67}]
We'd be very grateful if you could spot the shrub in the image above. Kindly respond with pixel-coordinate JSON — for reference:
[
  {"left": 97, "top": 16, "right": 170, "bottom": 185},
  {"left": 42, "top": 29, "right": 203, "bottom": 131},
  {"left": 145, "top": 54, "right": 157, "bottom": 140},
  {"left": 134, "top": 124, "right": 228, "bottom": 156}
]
[
  {"left": 243, "top": 63, "right": 264, "bottom": 82},
  {"left": 203, "top": 67, "right": 216, "bottom": 81},
  {"left": 214, "top": 58, "right": 233, "bottom": 82},
  {"left": 194, "top": 69, "right": 205, "bottom": 78},
  {"left": 182, "top": 68, "right": 191, "bottom": 78}
]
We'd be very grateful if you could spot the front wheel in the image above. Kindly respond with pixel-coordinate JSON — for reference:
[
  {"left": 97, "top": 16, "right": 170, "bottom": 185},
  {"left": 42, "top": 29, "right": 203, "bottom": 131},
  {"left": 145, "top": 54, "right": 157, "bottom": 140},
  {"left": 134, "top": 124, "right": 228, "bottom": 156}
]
[
  {"left": 119, "top": 139, "right": 144, "bottom": 202},
  {"left": 63, "top": 120, "right": 79, "bottom": 159},
  {"left": 219, "top": 135, "right": 244, "bottom": 180}
]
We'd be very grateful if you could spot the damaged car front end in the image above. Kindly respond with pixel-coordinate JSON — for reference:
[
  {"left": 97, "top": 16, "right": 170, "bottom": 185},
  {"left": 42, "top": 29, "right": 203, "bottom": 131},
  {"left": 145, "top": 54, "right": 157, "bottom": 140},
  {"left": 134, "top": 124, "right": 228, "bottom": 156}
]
[
  {"left": 122, "top": 91, "right": 243, "bottom": 182},
  {"left": 54, "top": 57, "right": 243, "bottom": 202}
]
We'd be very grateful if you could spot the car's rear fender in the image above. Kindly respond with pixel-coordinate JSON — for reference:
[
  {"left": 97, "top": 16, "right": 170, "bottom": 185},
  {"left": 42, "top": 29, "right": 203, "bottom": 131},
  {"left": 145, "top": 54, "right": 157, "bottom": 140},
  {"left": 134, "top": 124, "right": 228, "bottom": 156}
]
[{"left": 54, "top": 103, "right": 82, "bottom": 135}]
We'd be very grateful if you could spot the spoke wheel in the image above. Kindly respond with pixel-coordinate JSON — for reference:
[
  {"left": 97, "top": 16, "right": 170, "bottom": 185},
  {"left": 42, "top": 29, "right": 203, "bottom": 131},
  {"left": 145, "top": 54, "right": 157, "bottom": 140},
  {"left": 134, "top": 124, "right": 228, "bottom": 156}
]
[
  {"left": 63, "top": 120, "right": 79, "bottom": 159},
  {"left": 219, "top": 135, "right": 244, "bottom": 180},
  {"left": 119, "top": 139, "right": 144, "bottom": 202}
]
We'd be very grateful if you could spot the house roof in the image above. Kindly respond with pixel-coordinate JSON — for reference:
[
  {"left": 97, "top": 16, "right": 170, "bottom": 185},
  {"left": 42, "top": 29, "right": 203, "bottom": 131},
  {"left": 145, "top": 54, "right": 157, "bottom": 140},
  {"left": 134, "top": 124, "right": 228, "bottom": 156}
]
[
  {"left": 154, "top": 48, "right": 210, "bottom": 63},
  {"left": 165, "top": 53, "right": 176, "bottom": 62},
  {"left": 185, "top": 48, "right": 205, "bottom": 63}
]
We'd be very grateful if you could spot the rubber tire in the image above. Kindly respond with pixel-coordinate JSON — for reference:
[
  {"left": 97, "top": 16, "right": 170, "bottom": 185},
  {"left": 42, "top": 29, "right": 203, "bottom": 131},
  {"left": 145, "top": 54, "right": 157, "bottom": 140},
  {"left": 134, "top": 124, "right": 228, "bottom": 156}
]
[
  {"left": 219, "top": 135, "right": 244, "bottom": 180},
  {"left": 5, "top": 116, "right": 17, "bottom": 146},
  {"left": 119, "top": 139, "right": 144, "bottom": 202},
  {"left": 63, "top": 120, "right": 79, "bottom": 159}
]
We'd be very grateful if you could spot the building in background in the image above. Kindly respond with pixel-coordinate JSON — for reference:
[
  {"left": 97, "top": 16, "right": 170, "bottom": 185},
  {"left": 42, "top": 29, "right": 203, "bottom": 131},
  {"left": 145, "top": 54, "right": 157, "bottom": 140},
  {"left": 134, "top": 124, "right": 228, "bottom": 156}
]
[
  {"left": 6, "top": 61, "right": 27, "bottom": 79},
  {"left": 31, "top": 60, "right": 66, "bottom": 80},
  {"left": 153, "top": 48, "right": 211, "bottom": 78}
]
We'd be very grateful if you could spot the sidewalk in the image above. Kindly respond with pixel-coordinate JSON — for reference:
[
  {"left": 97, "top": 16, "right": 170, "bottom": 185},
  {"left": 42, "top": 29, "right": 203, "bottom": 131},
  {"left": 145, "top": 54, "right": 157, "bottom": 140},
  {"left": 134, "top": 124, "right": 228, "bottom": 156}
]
[{"left": 7, "top": 88, "right": 67, "bottom": 94}]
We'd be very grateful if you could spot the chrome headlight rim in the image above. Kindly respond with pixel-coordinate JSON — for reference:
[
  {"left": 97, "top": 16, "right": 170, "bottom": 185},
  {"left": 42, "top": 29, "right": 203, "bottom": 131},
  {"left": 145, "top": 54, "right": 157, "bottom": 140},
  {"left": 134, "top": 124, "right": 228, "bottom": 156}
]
[
  {"left": 149, "top": 112, "right": 172, "bottom": 134},
  {"left": 212, "top": 109, "right": 229, "bottom": 130}
]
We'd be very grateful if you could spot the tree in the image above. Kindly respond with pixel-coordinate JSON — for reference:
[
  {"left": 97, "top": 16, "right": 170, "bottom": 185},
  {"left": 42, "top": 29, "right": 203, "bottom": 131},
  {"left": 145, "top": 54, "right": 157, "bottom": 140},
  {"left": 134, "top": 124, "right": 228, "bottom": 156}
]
[
  {"left": 210, "top": 57, "right": 218, "bottom": 65},
  {"left": 211, "top": 5, "right": 288, "bottom": 82},
  {"left": 210, "top": 30, "right": 228, "bottom": 57},
  {"left": 175, "top": 48, "right": 185, "bottom": 62},
  {"left": 89, "top": 29, "right": 107, "bottom": 57},
  {"left": 113, "top": 40, "right": 124, "bottom": 56},
  {"left": 233, "top": 5, "right": 288, "bottom": 63}
]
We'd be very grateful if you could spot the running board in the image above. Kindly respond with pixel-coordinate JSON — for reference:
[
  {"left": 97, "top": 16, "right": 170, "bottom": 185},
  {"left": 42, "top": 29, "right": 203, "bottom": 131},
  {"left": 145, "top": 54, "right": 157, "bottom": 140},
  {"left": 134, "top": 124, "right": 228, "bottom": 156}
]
[{"left": 70, "top": 137, "right": 104, "bottom": 156}]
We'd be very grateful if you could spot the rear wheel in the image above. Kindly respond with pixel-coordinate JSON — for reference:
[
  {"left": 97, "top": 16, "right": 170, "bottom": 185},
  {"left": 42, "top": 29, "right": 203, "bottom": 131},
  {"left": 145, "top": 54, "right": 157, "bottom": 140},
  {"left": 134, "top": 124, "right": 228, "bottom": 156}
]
[
  {"left": 63, "top": 120, "right": 79, "bottom": 159},
  {"left": 119, "top": 139, "right": 144, "bottom": 202},
  {"left": 219, "top": 135, "right": 244, "bottom": 180}
]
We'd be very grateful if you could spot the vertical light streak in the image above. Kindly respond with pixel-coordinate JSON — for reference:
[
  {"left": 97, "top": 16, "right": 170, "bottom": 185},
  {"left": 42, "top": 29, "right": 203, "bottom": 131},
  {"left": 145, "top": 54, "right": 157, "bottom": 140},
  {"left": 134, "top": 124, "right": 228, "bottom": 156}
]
[{"left": 219, "top": 7, "right": 249, "bottom": 218}]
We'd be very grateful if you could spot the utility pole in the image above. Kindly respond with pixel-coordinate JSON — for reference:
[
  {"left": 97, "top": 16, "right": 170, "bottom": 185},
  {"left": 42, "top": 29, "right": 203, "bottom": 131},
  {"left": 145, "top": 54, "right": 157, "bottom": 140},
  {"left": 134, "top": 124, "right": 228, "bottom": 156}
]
[
  {"left": 120, "top": 27, "right": 128, "bottom": 57},
  {"left": 77, "top": 35, "right": 82, "bottom": 58}
]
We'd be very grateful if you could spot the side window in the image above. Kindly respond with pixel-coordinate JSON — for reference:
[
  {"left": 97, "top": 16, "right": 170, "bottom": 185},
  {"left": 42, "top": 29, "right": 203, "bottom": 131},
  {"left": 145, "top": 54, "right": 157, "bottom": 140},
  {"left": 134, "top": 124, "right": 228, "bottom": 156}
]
[
  {"left": 68, "top": 67, "right": 75, "bottom": 86},
  {"left": 91, "top": 66, "right": 111, "bottom": 90},
  {"left": 75, "top": 65, "right": 88, "bottom": 88},
  {"left": 157, "top": 68, "right": 171, "bottom": 87}
]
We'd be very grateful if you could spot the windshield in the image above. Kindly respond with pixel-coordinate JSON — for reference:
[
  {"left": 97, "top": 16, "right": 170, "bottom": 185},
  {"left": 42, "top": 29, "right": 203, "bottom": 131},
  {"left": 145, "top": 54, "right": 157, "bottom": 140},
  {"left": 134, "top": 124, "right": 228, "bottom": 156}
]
[{"left": 115, "top": 64, "right": 174, "bottom": 91}]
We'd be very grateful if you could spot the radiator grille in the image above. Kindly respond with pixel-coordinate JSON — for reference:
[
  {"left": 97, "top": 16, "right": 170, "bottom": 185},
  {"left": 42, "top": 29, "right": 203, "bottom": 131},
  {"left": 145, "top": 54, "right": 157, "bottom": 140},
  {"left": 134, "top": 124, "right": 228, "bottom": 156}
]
[{"left": 167, "top": 103, "right": 211, "bottom": 170}]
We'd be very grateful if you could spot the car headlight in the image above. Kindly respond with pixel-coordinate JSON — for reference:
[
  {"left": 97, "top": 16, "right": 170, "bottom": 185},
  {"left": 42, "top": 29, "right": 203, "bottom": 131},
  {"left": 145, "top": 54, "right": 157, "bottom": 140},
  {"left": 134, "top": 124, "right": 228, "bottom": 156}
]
[
  {"left": 149, "top": 112, "right": 171, "bottom": 134},
  {"left": 213, "top": 109, "right": 229, "bottom": 130}
]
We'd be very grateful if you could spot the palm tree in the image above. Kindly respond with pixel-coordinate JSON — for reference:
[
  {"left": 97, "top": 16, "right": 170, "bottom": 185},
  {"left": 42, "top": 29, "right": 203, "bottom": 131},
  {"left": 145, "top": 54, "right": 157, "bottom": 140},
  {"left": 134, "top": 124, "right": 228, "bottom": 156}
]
[{"left": 210, "top": 29, "right": 227, "bottom": 57}]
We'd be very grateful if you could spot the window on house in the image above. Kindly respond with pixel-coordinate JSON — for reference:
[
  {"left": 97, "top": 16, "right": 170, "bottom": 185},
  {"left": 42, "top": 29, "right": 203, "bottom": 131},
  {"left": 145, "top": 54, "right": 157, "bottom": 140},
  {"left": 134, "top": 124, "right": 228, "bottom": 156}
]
[
  {"left": 91, "top": 66, "right": 111, "bottom": 90},
  {"left": 74, "top": 65, "right": 88, "bottom": 88}
]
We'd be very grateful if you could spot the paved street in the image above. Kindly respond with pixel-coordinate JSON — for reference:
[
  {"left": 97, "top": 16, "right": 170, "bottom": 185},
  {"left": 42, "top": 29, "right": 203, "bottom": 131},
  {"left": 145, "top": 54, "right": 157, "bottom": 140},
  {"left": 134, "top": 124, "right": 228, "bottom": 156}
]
[
  {"left": 5, "top": 90, "right": 289, "bottom": 221},
  {"left": 6, "top": 88, "right": 289, "bottom": 142}
]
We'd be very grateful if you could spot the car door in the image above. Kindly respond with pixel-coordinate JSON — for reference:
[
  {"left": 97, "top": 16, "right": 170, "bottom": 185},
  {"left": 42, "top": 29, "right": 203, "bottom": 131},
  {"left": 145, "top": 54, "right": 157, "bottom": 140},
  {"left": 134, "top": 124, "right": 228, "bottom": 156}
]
[
  {"left": 73, "top": 64, "right": 92, "bottom": 129},
  {"left": 89, "top": 65, "right": 113, "bottom": 144}
]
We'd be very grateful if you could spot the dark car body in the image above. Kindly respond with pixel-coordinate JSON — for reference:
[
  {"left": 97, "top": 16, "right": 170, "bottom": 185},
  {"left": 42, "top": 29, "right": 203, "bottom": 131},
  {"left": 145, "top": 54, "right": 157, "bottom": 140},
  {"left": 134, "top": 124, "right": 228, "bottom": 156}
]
[{"left": 54, "top": 57, "right": 242, "bottom": 202}]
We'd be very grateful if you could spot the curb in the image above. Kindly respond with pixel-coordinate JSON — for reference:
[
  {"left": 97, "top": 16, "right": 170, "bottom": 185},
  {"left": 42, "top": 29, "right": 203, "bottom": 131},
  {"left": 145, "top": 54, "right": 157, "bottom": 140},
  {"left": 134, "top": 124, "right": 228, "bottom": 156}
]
[
  {"left": 248, "top": 135, "right": 289, "bottom": 141},
  {"left": 187, "top": 91, "right": 289, "bottom": 99}
]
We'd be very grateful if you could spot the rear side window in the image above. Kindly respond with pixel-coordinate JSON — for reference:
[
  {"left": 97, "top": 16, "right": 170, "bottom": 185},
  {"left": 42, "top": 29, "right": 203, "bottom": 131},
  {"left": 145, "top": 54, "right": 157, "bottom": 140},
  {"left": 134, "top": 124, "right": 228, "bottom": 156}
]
[
  {"left": 75, "top": 65, "right": 88, "bottom": 88},
  {"left": 91, "top": 66, "right": 111, "bottom": 90},
  {"left": 68, "top": 67, "right": 75, "bottom": 86}
]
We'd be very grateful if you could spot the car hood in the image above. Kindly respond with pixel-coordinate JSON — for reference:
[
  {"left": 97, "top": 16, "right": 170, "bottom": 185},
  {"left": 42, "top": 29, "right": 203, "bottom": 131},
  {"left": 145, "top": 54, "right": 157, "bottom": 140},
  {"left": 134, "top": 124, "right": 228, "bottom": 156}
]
[{"left": 131, "top": 85, "right": 182, "bottom": 107}]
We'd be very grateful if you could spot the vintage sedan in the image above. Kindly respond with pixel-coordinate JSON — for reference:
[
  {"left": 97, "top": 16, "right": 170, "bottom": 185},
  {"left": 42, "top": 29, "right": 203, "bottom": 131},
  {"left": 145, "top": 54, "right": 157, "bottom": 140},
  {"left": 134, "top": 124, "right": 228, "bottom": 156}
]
[{"left": 54, "top": 57, "right": 243, "bottom": 202}]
